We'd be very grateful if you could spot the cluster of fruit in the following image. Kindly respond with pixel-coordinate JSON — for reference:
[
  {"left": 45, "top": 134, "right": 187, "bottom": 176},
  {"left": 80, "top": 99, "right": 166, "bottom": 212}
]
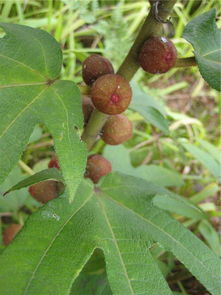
[
  {"left": 28, "top": 37, "right": 177, "bottom": 205},
  {"left": 3, "top": 36, "right": 177, "bottom": 245}
]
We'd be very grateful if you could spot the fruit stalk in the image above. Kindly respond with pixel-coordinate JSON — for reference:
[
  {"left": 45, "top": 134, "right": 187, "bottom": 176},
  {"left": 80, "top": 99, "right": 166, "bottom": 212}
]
[
  {"left": 175, "top": 57, "right": 196, "bottom": 67},
  {"left": 82, "top": 0, "right": 177, "bottom": 150}
]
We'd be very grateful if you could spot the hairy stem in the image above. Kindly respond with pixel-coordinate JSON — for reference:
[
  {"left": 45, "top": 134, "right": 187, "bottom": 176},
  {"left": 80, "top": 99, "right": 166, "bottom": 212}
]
[
  {"left": 82, "top": 0, "right": 177, "bottom": 150},
  {"left": 175, "top": 56, "right": 197, "bottom": 67}
]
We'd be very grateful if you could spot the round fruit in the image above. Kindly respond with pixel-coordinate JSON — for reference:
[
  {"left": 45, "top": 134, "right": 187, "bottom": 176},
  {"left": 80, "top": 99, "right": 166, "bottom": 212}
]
[
  {"left": 91, "top": 74, "right": 132, "bottom": 115},
  {"left": 82, "top": 54, "right": 114, "bottom": 85},
  {"left": 29, "top": 180, "right": 64, "bottom": 204},
  {"left": 48, "top": 155, "right": 60, "bottom": 169},
  {"left": 85, "top": 155, "right": 112, "bottom": 184},
  {"left": 101, "top": 114, "right": 133, "bottom": 145},
  {"left": 139, "top": 36, "right": 177, "bottom": 74},
  {"left": 82, "top": 96, "right": 95, "bottom": 124},
  {"left": 3, "top": 224, "right": 22, "bottom": 245}
]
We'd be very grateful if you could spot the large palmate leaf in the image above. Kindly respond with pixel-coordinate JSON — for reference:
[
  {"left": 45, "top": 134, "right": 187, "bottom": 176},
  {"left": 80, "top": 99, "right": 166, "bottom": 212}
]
[
  {"left": 0, "top": 173, "right": 220, "bottom": 295},
  {"left": 183, "top": 9, "right": 221, "bottom": 91},
  {"left": 0, "top": 23, "right": 87, "bottom": 199}
]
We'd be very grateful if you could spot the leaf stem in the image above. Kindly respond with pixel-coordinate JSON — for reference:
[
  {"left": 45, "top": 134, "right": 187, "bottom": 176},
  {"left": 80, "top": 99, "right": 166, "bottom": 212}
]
[{"left": 82, "top": 0, "right": 177, "bottom": 150}]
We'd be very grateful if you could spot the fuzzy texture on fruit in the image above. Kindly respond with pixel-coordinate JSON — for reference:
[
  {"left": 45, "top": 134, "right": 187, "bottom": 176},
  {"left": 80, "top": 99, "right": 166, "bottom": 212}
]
[
  {"left": 48, "top": 155, "right": 60, "bottom": 169},
  {"left": 82, "top": 54, "right": 114, "bottom": 85},
  {"left": 82, "top": 96, "right": 95, "bottom": 124},
  {"left": 85, "top": 155, "right": 112, "bottom": 184},
  {"left": 101, "top": 114, "right": 133, "bottom": 145},
  {"left": 139, "top": 36, "right": 177, "bottom": 74},
  {"left": 3, "top": 224, "right": 22, "bottom": 245},
  {"left": 91, "top": 74, "right": 132, "bottom": 115},
  {"left": 29, "top": 180, "right": 64, "bottom": 204}
]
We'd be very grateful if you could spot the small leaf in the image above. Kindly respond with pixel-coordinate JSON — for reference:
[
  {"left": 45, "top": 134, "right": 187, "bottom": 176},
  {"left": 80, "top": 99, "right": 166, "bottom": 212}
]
[
  {"left": 104, "top": 145, "right": 183, "bottom": 187},
  {"left": 183, "top": 9, "right": 221, "bottom": 91},
  {"left": 153, "top": 194, "right": 206, "bottom": 220},
  {"left": 130, "top": 83, "right": 169, "bottom": 133},
  {"left": 198, "top": 220, "right": 221, "bottom": 256},
  {"left": 183, "top": 143, "right": 221, "bottom": 183},
  {"left": 3, "top": 168, "right": 63, "bottom": 196},
  {"left": 198, "top": 139, "right": 221, "bottom": 164},
  {"left": 0, "top": 166, "right": 29, "bottom": 212}
]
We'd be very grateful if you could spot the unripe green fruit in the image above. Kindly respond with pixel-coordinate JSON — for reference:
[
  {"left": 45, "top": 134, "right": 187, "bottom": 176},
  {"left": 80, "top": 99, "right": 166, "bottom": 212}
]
[
  {"left": 91, "top": 74, "right": 132, "bottom": 115},
  {"left": 85, "top": 155, "right": 112, "bottom": 184},
  {"left": 3, "top": 224, "right": 22, "bottom": 245},
  {"left": 82, "top": 96, "right": 95, "bottom": 124},
  {"left": 29, "top": 180, "right": 64, "bottom": 204},
  {"left": 139, "top": 36, "right": 177, "bottom": 74},
  {"left": 48, "top": 155, "right": 60, "bottom": 169},
  {"left": 82, "top": 54, "right": 114, "bottom": 85},
  {"left": 101, "top": 114, "right": 133, "bottom": 145}
]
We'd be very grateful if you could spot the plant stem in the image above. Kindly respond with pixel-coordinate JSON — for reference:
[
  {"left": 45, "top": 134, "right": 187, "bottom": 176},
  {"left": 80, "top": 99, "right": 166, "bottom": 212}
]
[
  {"left": 82, "top": 0, "right": 177, "bottom": 150},
  {"left": 175, "top": 56, "right": 197, "bottom": 67},
  {"left": 18, "top": 160, "right": 34, "bottom": 175}
]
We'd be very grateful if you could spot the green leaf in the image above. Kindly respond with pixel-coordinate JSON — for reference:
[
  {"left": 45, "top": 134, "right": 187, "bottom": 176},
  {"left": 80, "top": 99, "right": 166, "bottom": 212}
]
[
  {"left": 0, "top": 166, "right": 29, "bottom": 212},
  {"left": 28, "top": 125, "right": 42, "bottom": 143},
  {"left": 0, "top": 23, "right": 87, "bottom": 200},
  {"left": 190, "top": 183, "right": 219, "bottom": 204},
  {"left": 100, "top": 173, "right": 221, "bottom": 295},
  {"left": 153, "top": 194, "right": 206, "bottom": 220},
  {"left": 104, "top": 145, "right": 183, "bottom": 187},
  {"left": 95, "top": 192, "right": 172, "bottom": 295},
  {"left": 183, "top": 9, "right": 221, "bottom": 91},
  {"left": 183, "top": 143, "right": 221, "bottom": 183},
  {"left": 0, "top": 180, "right": 96, "bottom": 295},
  {"left": 71, "top": 272, "right": 112, "bottom": 295},
  {"left": 130, "top": 83, "right": 169, "bottom": 134},
  {"left": 198, "top": 139, "right": 221, "bottom": 164},
  {"left": 3, "top": 168, "right": 63, "bottom": 196},
  {"left": 198, "top": 220, "right": 221, "bottom": 256},
  {"left": 0, "top": 173, "right": 220, "bottom": 295}
]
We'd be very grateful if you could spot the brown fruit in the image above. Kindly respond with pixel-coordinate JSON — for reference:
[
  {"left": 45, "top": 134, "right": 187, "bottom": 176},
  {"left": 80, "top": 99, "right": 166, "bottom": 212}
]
[
  {"left": 91, "top": 74, "right": 132, "bottom": 115},
  {"left": 82, "top": 96, "right": 95, "bottom": 124},
  {"left": 82, "top": 54, "right": 114, "bottom": 85},
  {"left": 85, "top": 155, "right": 112, "bottom": 184},
  {"left": 139, "top": 36, "right": 177, "bottom": 74},
  {"left": 3, "top": 224, "right": 22, "bottom": 245},
  {"left": 101, "top": 114, "right": 133, "bottom": 145},
  {"left": 48, "top": 155, "right": 60, "bottom": 169},
  {"left": 29, "top": 180, "right": 64, "bottom": 204}
]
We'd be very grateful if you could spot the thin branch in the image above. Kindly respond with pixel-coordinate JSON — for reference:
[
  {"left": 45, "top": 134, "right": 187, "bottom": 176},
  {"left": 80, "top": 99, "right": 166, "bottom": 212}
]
[
  {"left": 82, "top": 0, "right": 177, "bottom": 150},
  {"left": 18, "top": 160, "right": 34, "bottom": 175}
]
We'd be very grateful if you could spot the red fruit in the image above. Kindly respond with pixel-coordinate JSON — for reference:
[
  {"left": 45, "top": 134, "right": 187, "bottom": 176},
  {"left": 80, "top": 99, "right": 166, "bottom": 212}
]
[
  {"left": 139, "top": 36, "right": 177, "bottom": 74},
  {"left": 82, "top": 54, "right": 114, "bottom": 85},
  {"left": 101, "top": 114, "right": 133, "bottom": 145},
  {"left": 48, "top": 155, "right": 60, "bottom": 169},
  {"left": 91, "top": 74, "right": 132, "bottom": 115},
  {"left": 82, "top": 96, "right": 95, "bottom": 124},
  {"left": 3, "top": 224, "right": 22, "bottom": 245},
  {"left": 29, "top": 180, "right": 64, "bottom": 204},
  {"left": 85, "top": 155, "right": 112, "bottom": 184}
]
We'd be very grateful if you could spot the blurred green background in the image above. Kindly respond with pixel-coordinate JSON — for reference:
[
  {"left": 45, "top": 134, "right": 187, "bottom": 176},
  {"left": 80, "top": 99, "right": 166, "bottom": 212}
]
[{"left": 0, "top": 1, "right": 220, "bottom": 294}]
